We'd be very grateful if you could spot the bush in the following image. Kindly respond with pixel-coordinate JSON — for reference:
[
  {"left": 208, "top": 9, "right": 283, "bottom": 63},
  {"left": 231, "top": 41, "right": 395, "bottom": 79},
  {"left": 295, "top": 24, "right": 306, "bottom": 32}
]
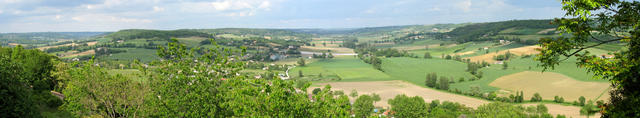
[
  {"left": 35, "top": 91, "right": 63, "bottom": 108},
  {"left": 554, "top": 96, "right": 564, "bottom": 103},
  {"left": 312, "top": 88, "right": 322, "bottom": 95},
  {"left": 578, "top": 96, "right": 586, "bottom": 106},
  {"left": 530, "top": 93, "right": 543, "bottom": 102}
]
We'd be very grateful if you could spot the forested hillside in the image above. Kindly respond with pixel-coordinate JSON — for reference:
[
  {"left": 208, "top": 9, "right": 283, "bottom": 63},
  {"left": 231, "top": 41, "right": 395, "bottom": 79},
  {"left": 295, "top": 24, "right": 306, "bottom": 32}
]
[
  {"left": 105, "top": 29, "right": 213, "bottom": 40},
  {"left": 446, "top": 20, "right": 556, "bottom": 42}
]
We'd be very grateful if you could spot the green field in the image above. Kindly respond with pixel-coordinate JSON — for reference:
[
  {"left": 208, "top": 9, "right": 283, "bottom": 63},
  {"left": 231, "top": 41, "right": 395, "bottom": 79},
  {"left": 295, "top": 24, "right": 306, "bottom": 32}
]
[
  {"left": 381, "top": 57, "right": 474, "bottom": 87},
  {"left": 107, "top": 69, "right": 145, "bottom": 82},
  {"left": 100, "top": 48, "right": 159, "bottom": 62},
  {"left": 290, "top": 56, "right": 393, "bottom": 82},
  {"left": 294, "top": 53, "right": 608, "bottom": 94},
  {"left": 452, "top": 56, "right": 607, "bottom": 92}
]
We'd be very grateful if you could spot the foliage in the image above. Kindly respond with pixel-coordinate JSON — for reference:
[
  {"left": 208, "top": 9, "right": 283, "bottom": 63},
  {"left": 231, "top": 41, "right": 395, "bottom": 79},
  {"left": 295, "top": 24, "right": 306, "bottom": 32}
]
[
  {"left": 140, "top": 39, "right": 351, "bottom": 117},
  {"left": 0, "top": 55, "right": 40, "bottom": 118},
  {"left": 447, "top": 20, "right": 556, "bottom": 43},
  {"left": 59, "top": 59, "right": 146, "bottom": 117},
  {"left": 554, "top": 95, "right": 565, "bottom": 103},
  {"left": 388, "top": 94, "right": 428, "bottom": 118},
  {"left": 350, "top": 89, "right": 359, "bottom": 98},
  {"left": 530, "top": 93, "right": 543, "bottom": 102},
  {"left": 298, "top": 70, "right": 304, "bottom": 77},
  {"left": 428, "top": 101, "right": 473, "bottom": 118},
  {"left": 107, "top": 29, "right": 212, "bottom": 41},
  {"left": 425, "top": 72, "right": 438, "bottom": 88},
  {"left": 474, "top": 102, "right": 551, "bottom": 117},
  {"left": 535, "top": 0, "right": 640, "bottom": 117},
  {"left": 371, "top": 93, "right": 381, "bottom": 104},
  {"left": 0, "top": 46, "right": 58, "bottom": 91},
  {"left": 579, "top": 96, "right": 586, "bottom": 106},
  {"left": 439, "top": 76, "right": 450, "bottom": 90},
  {"left": 297, "top": 58, "right": 306, "bottom": 66},
  {"left": 423, "top": 52, "right": 432, "bottom": 59},
  {"left": 580, "top": 101, "right": 599, "bottom": 118},
  {"left": 353, "top": 95, "right": 374, "bottom": 118},
  {"left": 312, "top": 88, "right": 322, "bottom": 95},
  {"left": 503, "top": 62, "right": 509, "bottom": 70}
]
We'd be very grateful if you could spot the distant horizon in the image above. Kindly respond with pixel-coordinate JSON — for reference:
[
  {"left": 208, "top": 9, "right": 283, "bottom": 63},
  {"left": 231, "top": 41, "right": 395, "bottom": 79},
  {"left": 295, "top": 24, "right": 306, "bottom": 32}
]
[{"left": 0, "top": 18, "right": 554, "bottom": 33}]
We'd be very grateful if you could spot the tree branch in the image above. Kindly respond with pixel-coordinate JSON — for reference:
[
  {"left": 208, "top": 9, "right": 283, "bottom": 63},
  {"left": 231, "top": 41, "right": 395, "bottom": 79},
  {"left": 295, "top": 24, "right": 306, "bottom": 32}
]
[{"left": 561, "top": 38, "right": 622, "bottom": 61}]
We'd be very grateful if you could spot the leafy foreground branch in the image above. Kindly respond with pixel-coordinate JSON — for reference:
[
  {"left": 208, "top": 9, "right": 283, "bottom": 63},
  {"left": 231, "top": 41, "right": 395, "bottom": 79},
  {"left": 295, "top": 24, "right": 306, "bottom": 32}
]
[{"left": 536, "top": 0, "right": 640, "bottom": 117}]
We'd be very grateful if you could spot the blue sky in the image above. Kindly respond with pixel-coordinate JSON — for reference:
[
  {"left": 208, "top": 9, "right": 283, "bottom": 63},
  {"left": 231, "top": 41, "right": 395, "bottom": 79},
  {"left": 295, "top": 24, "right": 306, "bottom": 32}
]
[{"left": 0, "top": 0, "right": 565, "bottom": 32}]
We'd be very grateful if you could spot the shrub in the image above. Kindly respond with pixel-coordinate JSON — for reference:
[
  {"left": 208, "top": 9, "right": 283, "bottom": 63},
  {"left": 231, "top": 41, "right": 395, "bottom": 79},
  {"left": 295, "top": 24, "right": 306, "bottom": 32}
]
[
  {"left": 530, "top": 93, "right": 543, "bottom": 102},
  {"left": 554, "top": 96, "right": 564, "bottom": 103}
]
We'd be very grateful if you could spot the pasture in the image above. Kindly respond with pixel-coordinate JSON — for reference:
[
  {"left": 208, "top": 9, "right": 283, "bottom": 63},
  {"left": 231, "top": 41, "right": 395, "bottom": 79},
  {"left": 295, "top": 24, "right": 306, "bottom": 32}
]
[
  {"left": 100, "top": 48, "right": 159, "bottom": 62},
  {"left": 290, "top": 56, "right": 392, "bottom": 82},
  {"left": 380, "top": 57, "right": 474, "bottom": 87}
]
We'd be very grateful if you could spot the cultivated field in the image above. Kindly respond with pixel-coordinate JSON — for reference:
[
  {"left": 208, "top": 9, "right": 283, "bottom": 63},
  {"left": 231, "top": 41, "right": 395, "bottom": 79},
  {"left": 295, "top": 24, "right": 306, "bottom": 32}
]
[
  {"left": 465, "top": 45, "right": 541, "bottom": 63},
  {"left": 37, "top": 41, "right": 98, "bottom": 51},
  {"left": 381, "top": 57, "right": 474, "bottom": 87},
  {"left": 309, "top": 80, "right": 490, "bottom": 108},
  {"left": 291, "top": 56, "right": 392, "bottom": 81},
  {"left": 299, "top": 46, "right": 354, "bottom": 53},
  {"left": 490, "top": 71, "right": 610, "bottom": 101},
  {"left": 522, "top": 103, "right": 600, "bottom": 118},
  {"left": 62, "top": 50, "right": 95, "bottom": 58}
]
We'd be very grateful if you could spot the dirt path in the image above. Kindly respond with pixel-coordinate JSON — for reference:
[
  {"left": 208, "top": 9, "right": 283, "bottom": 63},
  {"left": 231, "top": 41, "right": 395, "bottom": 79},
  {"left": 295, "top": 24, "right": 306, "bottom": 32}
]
[{"left": 309, "top": 80, "right": 489, "bottom": 108}]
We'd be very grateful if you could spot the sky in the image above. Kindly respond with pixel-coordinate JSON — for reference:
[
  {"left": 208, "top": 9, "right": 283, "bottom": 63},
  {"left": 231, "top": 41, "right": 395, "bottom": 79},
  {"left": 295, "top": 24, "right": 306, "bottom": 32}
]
[{"left": 0, "top": 0, "right": 566, "bottom": 33}]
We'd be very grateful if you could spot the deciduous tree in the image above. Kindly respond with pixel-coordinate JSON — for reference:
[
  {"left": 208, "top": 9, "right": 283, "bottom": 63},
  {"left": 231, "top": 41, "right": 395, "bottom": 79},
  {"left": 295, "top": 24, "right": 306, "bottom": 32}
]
[{"left": 535, "top": 0, "right": 640, "bottom": 116}]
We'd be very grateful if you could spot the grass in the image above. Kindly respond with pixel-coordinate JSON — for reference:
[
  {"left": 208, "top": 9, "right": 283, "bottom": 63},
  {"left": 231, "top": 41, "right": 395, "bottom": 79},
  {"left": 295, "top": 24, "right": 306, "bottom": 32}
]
[
  {"left": 451, "top": 55, "right": 607, "bottom": 92},
  {"left": 176, "top": 37, "right": 208, "bottom": 47},
  {"left": 290, "top": 56, "right": 393, "bottom": 82},
  {"left": 108, "top": 69, "right": 145, "bottom": 82},
  {"left": 380, "top": 57, "right": 475, "bottom": 87},
  {"left": 40, "top": 107, "right": 72, "bottom": 118},
  {"left": 100, "top": 48, "right": 159, "bottom": 62}
]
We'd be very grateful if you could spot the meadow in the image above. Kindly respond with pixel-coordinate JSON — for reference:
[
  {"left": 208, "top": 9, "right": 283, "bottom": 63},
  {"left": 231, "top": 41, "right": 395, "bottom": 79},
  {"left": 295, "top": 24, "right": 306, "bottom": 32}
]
[
  {"left": 290, "top": 56, "right": 393, "bottom": 82},
  {"left": 380, "top": 57, "right": 474, "bottom": 87}
]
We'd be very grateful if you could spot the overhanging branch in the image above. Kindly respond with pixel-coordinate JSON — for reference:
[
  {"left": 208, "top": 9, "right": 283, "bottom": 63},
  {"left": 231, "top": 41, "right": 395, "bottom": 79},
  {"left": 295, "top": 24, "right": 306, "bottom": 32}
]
[{"left": 560, "top": 38, "right": 622, "bottom": 61}]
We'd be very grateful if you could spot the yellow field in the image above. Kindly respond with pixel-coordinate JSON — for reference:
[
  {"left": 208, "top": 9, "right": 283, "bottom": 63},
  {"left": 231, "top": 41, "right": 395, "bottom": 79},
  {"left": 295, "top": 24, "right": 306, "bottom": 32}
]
[
  {"left": 465, "top": 45, "right": 541, "bottom": 63},
  {"left": 489, "top": 71, "right": 610, "bottom": 101},
  {"left": 38, "top": 41, "right": 98, "bottom": 51},
  {"left": 299, "top": 46, "right": 354, "bottom": 53},
  {"left": 309, "top": 80, "right": 490, "bottom": 108},
  {"left": 62, "top": 50, "right": 96, "bottom": 58},
  {"left": 523, "top": 104, "right": 600, "bottom": 118}
]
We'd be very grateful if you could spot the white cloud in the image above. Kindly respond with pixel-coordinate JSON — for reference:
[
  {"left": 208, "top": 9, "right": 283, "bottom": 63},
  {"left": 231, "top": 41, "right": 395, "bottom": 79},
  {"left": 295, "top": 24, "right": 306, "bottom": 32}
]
[
  {"left": 0, "top": 10, "right": 3, "bottom": 14},
  {"left": 72, "top": 14, "right": 152, "bottom": 23},
  {"left": 364, "top": 8, "right": 375, "bottom": 14},
  {"left": 257, "top": 1, "right": 271, "bottom": 10},
  {"left": 54, "top": 15, "right": 62, "bottom": 20},
  {"left": 180, "top": 0, "right": 274, "bottom": 16},
  {"left": 153, "top": 6, "right": 164, "bottom": 12},
  {"left": 456, "top": 0, "right": 472, "bottom": 12}
]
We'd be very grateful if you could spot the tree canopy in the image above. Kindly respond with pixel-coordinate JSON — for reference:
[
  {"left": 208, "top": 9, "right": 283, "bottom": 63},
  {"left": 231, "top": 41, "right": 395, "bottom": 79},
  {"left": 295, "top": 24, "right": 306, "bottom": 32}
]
[{"left": 535, "top": 0, "right": 640, "bottom": 117}]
